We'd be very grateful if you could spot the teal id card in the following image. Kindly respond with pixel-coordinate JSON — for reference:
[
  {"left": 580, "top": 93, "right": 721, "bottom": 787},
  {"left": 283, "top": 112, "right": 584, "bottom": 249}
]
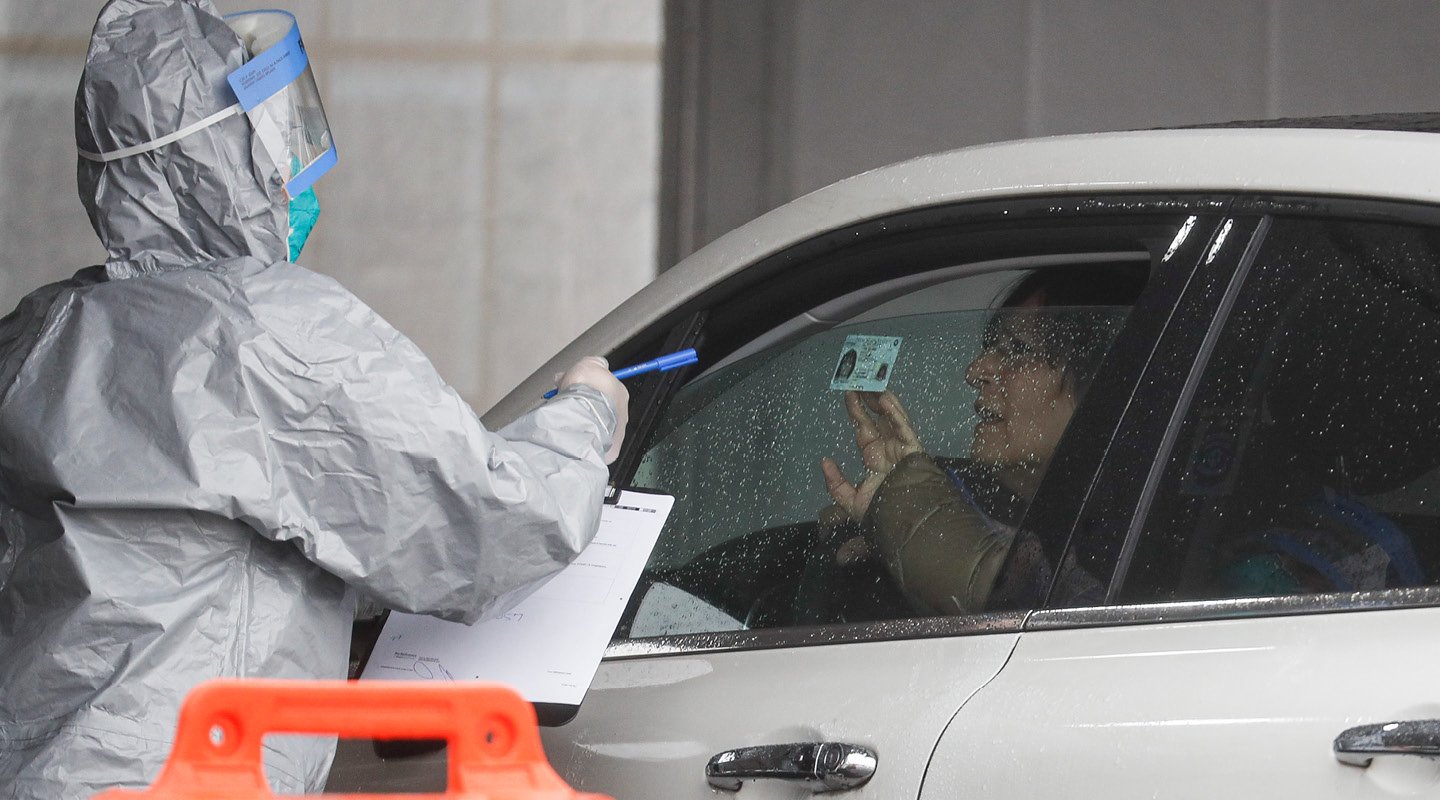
[{"left": 830, "top": 334, "right": 903, "bottom": 391}]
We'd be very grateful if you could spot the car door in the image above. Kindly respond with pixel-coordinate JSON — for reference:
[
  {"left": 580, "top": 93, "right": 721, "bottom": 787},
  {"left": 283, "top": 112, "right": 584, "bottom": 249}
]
[
  {"left": 922, "top": 200, "right": 1440, "bottom": 798},
  {"left": 528, "top": 201, "right": 1226, "bottom": 800}
]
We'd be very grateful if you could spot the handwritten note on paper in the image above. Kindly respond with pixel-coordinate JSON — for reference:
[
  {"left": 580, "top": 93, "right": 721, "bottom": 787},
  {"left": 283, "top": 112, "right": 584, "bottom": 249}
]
[{"left": 361, "top": 490, "right": 674, "bottom": 705}]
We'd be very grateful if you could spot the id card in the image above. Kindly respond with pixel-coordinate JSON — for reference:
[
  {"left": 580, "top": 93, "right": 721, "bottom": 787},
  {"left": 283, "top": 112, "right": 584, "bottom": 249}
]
[{"left": 830, "top": 334, "right": 903, "bottom": 392}]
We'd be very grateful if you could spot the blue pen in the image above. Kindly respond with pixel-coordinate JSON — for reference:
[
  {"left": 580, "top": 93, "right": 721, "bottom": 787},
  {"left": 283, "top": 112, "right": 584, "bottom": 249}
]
[{"left": 544, "top": 348, "right": 699, "bottom": 399}]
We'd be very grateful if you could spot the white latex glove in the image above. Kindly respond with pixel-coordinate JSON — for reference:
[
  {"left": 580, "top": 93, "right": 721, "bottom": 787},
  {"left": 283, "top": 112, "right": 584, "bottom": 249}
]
[{"left": 556, "top": 356, "right": 629, "bottom": 464}]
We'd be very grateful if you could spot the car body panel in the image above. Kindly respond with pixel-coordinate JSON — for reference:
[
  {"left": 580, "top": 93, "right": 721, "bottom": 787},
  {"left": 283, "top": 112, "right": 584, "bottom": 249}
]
[
  {"left": 540, "top": 632, "right": 1022, "bottom": 800},
  {"left": 922, "top": 605, "right": 1440, "bottom": 798}
]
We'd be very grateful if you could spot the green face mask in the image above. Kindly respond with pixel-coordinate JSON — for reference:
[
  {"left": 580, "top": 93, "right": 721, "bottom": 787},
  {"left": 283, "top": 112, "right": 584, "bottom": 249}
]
[{"left": 288, "top": 185, "right": 320, "bottom": 262}]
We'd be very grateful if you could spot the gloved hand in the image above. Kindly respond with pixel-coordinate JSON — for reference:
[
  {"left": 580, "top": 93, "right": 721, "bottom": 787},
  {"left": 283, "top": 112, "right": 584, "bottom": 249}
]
[{"left": 556, "top": 356, "right": 629, "bottom": 464}]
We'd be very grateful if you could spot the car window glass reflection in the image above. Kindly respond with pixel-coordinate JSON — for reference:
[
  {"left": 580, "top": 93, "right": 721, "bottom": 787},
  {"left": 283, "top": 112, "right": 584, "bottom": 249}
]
[{"left": 623, "top": 266, "right": 1141, "bottom": 637}]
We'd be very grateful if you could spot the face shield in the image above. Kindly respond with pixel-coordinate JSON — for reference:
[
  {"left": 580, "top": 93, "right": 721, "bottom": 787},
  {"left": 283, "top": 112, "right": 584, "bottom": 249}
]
[
  {"left": 224, "top": 10, "right": 336, "bottom": 199},
  {"left": 76, "top": 7, "right": 335, "bottom": 263}
]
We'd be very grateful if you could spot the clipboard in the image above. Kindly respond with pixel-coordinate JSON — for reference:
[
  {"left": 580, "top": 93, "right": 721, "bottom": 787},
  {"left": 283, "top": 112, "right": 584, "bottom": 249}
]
[{"left": 361, "top": 489, "right": 674, "bottom": 726}]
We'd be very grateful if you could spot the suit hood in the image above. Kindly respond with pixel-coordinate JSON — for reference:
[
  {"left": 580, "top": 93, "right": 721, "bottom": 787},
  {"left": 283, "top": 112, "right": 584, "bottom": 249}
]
[{"left": 75, "top": 0, "right": 288, "bottom": 278}]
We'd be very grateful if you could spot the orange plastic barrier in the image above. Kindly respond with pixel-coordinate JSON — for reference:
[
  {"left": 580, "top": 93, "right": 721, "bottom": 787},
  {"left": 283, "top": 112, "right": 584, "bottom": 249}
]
[{"left": 94, "top": 680, "right": 612, "bottom": 799}]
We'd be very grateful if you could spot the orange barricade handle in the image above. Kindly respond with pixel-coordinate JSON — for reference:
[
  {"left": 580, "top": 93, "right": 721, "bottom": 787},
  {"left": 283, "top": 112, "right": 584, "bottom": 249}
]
[{"left": 93, "top": 679, "right": 612, "bottom": 800}]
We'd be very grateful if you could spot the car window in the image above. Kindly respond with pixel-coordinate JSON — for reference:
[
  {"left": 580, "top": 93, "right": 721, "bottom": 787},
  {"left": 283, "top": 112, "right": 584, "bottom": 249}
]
[
  {"left": 1119, "top": 217, "right": 1440, "bottom": 603},
  {"left": 619, "top": 264, "right": 1143, "bottom": 637}
]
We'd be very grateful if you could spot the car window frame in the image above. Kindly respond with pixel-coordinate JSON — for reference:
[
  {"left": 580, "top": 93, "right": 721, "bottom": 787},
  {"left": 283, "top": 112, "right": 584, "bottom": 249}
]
[{"left": 601, "top": 195, "right": 1235, "bottom": 657}]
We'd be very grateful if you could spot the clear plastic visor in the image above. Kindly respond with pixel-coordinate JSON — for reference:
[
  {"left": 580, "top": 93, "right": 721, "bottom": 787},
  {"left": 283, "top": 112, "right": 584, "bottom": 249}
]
[{"left": 226, "top": 10, "right": 336, "bottom": 198}]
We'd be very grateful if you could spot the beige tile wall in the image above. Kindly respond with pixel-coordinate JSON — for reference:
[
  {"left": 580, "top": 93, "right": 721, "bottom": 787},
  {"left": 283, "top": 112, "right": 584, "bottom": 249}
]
[{"left": 0, "top": 0, "right": 662, "bottom": 410}]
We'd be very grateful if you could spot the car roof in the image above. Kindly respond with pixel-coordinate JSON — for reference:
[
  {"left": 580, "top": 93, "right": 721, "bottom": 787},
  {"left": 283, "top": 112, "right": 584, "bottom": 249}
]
[{"left": 487, "top": 123, "right": 1440, "bottom": 425}]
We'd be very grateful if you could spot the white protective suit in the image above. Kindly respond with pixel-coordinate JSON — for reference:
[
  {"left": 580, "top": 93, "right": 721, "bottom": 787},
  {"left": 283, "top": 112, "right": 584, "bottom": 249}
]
[{"left": 0, "top": 0, "right": 618, "bottom": 795}]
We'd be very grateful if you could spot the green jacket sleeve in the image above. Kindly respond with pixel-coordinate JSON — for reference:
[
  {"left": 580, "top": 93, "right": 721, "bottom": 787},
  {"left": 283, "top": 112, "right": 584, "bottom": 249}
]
[{"left": 864, "top": 453, "right": 1016, "bottom": 615}]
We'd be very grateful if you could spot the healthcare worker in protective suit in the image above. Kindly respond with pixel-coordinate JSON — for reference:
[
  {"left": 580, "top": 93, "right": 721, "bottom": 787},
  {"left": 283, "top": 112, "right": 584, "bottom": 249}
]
[{"left": 0, "top": 0, "right": 628, "bottom": 795}]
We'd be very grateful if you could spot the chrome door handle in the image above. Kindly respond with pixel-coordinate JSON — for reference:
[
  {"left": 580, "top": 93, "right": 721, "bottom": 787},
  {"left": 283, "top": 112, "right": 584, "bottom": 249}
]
[
  {"left": 1335, "top": 719, "right": 1440, "bottom": 766},
  {"left": 706, "top": 742, "right": 876, "bottom": 792}
]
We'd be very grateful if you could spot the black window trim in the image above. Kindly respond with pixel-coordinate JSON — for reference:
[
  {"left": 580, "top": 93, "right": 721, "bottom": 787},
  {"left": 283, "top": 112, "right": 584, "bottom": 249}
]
[
  {"left": 1028, "top": 586, "right": 1440, "bottom": 632},
  {"left": 603, "top": 610, "right": 1028, "bottom": 661},
  {"left": 1103, "top": 216, "right": 1271, "bottom": 601}
]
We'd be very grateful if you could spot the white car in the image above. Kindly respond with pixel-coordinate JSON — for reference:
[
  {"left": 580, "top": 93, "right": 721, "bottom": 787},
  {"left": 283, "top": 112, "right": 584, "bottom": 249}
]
[{"left": 335, "top": 116, "right": 1440, "bottom": 798}]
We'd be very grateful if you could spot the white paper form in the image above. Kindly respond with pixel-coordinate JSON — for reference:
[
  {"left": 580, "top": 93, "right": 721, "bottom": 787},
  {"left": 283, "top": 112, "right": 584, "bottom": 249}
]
[{"left": 360, "top": 490, "right": 674, "bottom": 705}]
